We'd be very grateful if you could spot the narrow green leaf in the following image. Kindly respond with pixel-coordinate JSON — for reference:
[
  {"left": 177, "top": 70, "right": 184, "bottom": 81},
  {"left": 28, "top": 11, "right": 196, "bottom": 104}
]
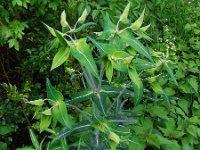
[
  {"left": 54, "top": 30, "right": 68, "bottom": 47},
  {"left": 120, "top": 31, "right": 153, "bottom": 61},
  {"left": 120, "top": 3, "right": 131, "bottom": 23},
  {"left": 67, "top": 22, "right": 96, "bottom": 33},
  {"left": 130, "top": 8, "right": 145, "bottom": 30},
  {"left": 70, "top": 38, "right": 99, "bottom": 78},
  {"left": 51, "top": 47, "right": 70, "bottom": 71},
  {"left": 60, "top": 10, "right": 68, "bottom": 27},
  {"left": 29, "top": 129, "right": 40, "bottom": 150},
  {"left": 163, "top": 61, "right": 178, "bottom": 86},
  {"left": 78, "top": 9, "right": 88, "bottom": 24},
  {"left": 46, "top": 78, "right": 64, "bottom": 101},
  {"left": 128, "top": 67, "right": 143, "bottom": 105},
  {"left": 52, "top": 101, "right": 72, "bottom": 129},
  {"left": 42, "top": 22, "right": 56, "bottom": 37}
]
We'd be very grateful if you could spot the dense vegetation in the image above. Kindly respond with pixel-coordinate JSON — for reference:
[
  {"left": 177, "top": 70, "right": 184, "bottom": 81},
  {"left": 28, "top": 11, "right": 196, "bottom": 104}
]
[{"left": 0, "top": 0, "right": 199, "bottom": 149}]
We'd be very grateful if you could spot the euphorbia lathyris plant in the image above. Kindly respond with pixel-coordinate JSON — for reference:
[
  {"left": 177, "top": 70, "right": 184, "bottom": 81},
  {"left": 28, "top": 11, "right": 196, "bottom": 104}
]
[{"left": 27, "top": 3, "right": 178, "bottom": 150}]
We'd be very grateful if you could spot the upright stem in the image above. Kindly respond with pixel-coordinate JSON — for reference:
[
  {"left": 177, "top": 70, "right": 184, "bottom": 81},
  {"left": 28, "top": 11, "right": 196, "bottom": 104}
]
[{"left": 82, "top": 66, "right": 107, "bottom": 117}]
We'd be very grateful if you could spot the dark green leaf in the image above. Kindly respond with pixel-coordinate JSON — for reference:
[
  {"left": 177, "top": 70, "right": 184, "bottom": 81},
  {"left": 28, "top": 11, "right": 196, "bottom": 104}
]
[{"left": 51, "top": 47, "right": 70, "bottom": 70}]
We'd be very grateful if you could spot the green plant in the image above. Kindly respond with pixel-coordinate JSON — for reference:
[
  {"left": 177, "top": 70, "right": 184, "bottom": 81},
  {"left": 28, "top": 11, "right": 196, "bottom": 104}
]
[{"left": 23, "top": 3, "right": 179, "bottom": 149}]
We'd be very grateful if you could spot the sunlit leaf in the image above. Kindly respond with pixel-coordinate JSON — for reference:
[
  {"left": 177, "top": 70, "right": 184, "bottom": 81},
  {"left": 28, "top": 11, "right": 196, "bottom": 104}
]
[
  {"left": 78, "top": 9, "right": 88, "bottom": 24},
  {"left": 28, "top": 99, "right": 44, "bottom": 106},
  {"left": 120, "top": 3, "right": 131, "bottom": 23},
  {"left": 109, "top": 132, "right": 120, "bottom": 144},
  {"left": 60, "top": 10, "right": 68, "bottom": 27},
  {"left": 43, "top": 22, "right": 56, "bottom": 37},
  {"left": 140, "top": 24, "right": 151, "bottom": 32},
  {"left": 130, "top": 8, "right": 145, "bottom": 30},
  {"left": 41, "top": 108, "right": 52, "bottom": 116},
  {"left": 51, "top": 47, "right": 70, "bottom": 71},
  {"left": 40, "top": 116, "right": 51, "bottom": 133}
]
